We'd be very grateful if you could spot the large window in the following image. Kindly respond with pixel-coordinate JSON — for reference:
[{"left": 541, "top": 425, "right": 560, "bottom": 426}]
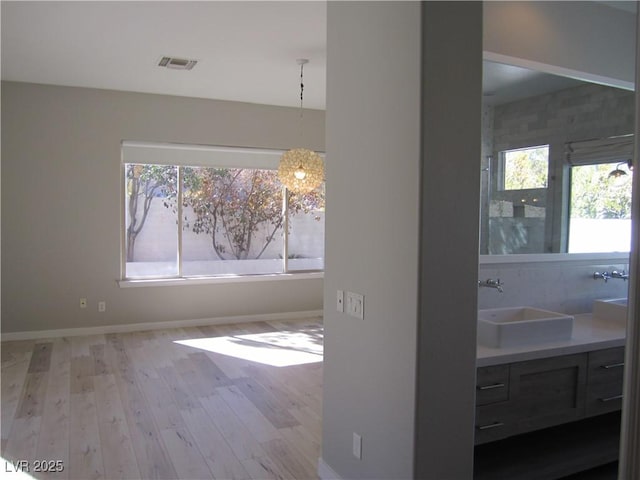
[
  {"left": 568, "top": 161, "right": 632, "bottom": 253},
  {"left": 122, "top": 142, "right": 324, "bottom": 279}
]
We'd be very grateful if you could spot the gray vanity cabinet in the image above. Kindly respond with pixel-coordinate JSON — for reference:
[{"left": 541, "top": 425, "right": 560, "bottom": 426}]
[{"left": 475, "top": 347, "right": 624, "bottom": 445}]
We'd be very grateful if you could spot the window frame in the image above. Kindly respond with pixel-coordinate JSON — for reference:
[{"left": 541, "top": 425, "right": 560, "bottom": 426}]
[
  {"left": 498, "top": 144, "right": 550, "bottom": 191},
  {"left": 120, "top": 141, "right": 325, "bottom": 282},
  {"left": 566, "top": 159, "right": 632, "bottom": 254}
]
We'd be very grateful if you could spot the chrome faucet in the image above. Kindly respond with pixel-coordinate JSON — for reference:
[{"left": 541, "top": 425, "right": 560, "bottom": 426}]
[
  {"left": 611, "top": 270, "right": 629, "bottom": 281},
  {"left": 593, "top": 271, "right": 612, "bottom": 282},
  {"left": 478, "top": 278, "right": 504, "bottom": 293},
  {"left": 593, "top": 270, "right": 629, "bottom": 282}
]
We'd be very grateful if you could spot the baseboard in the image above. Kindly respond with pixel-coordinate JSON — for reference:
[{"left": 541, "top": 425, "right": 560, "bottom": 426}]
[
  {"left": 0, "top": 310, "right": 323, "bottom": 341},
  {"left": 318, "top": 457, "right": 342, "bottom": 480}
]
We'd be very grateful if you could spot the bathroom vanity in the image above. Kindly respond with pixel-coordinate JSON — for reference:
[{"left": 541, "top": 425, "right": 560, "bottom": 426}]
[{"left": 474, "top": 313, "right": 626, "bottom": 479}]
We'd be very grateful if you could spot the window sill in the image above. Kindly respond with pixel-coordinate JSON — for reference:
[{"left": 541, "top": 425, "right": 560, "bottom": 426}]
[{"left": 118, "top": 271, "right": 324, "bottom": 288}]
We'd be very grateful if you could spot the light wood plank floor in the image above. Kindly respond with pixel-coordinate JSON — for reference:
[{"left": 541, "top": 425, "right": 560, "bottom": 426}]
[{"left": 1, "top": 318, "right": 323, "bottom": 480}]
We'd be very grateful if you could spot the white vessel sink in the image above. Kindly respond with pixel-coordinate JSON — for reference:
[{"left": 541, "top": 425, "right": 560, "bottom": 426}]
[
  {"left": 478, "top": 307, "right": 574, "bottom": 348},
  {"left": 593, "top": 298, "right": 628, "bottom": 324}
]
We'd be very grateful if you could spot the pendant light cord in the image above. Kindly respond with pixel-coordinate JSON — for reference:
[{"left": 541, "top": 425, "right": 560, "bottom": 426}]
[{"left": 299, "top": 61, "right": 305, "bottom": 141}]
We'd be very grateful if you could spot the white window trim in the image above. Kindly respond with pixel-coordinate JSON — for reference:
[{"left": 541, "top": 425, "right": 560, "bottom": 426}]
[{"left": 118, "top": 271, "right": 324, "bottom": 288}]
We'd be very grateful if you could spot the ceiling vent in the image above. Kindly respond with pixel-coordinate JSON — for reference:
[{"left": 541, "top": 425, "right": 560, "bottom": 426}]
[{"left": 157, "top": 56, "right": 198, "bottom": 70}]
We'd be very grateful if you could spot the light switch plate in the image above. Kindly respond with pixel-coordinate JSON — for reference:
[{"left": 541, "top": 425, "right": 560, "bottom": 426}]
[{"left": 346, "top": 291, "right": 364, "bottom": 319}]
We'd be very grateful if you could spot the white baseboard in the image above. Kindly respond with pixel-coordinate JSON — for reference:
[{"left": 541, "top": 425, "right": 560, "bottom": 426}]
[
  {"left": 318, "top": 457, "right": 342, "bottom": 480},
  {"left": 0, "top": 310, "right": 323, "bottom": 341}
]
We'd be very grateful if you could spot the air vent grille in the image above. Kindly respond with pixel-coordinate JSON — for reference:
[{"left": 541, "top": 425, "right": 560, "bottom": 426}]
[{"left": 158, "top": 56, "right": 198, "bottom": 70}]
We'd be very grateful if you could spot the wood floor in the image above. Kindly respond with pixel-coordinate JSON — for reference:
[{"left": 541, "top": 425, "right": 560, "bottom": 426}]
[{"left": 1, "top": 318, "right": 324, "bottom": 480}]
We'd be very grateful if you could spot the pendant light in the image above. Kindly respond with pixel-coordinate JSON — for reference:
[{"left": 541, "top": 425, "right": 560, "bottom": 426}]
[
  {"left": 608, "top": 159, "right": 633, "bottom": 187},
  {"left": 278, "top": 59, "right": 324, "bottom": 194}
]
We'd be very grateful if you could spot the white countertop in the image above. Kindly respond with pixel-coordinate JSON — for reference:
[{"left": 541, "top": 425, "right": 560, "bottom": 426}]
[{"left": 476, "top": 313, "right": 626, "bottom": 367}]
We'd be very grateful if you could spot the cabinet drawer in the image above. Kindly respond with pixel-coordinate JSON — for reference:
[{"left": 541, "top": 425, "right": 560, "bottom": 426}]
[
  {"left": 588, "top": 347, "right": 625, "bottom": 384},
  {"left": 586, "top": 382, "right": 624, "bottom": 416},
  {"left": 587, "top": 347, "right": 625, "bottom": 416},
  {"left": 476, "top": 365, "right": 509, "bottom": 406},
  {"left": 475, "top": 403, "right": 513, "bottom": 444}
]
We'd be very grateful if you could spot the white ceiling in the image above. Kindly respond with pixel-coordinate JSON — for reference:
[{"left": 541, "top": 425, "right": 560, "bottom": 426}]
[
  {"left": 0, "top": 1, "right": 631, "bottom": 110},
  {"left": 1, "top": 1, "right": 328, "bottom": 109}
]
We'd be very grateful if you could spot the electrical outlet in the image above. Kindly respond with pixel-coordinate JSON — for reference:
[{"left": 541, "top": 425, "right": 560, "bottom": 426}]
[
  {"left": 98, "top": 301, "right": 106, "bottom": 313},
  {"left": 337, "top": 290, "right": 344, "bottom": 312},
  {"left": 353, "top": 432, "right": 362, "bottom": 460},
  {"left": 80, "top": 298, "right": 87, "bottom": 309}
]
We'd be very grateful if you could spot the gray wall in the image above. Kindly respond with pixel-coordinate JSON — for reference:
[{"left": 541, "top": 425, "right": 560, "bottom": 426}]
[
  {"left": 1, "top": 81, "right": 325, "bottom": 334},
  {"left": 619, "top": 11, "right": 640, "bottom": 473},
  {"left": 323, "top": 2, "right": 421, "bottom": 478},
  {"left": 323, "top": 2, "right": 482, "bottom": 478},
  {"left": 416, "top": 3, "right": 482, "bottom": 478}
]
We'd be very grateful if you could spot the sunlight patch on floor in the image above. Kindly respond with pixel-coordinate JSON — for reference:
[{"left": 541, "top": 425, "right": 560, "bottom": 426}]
[{"left": 174, "top": 328, "right": 323, "bottom": 367}]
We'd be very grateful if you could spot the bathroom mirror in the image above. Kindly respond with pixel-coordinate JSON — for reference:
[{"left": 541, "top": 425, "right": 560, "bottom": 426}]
[{"left": 480, "top": 60, "right": 634, "bottom": 255}]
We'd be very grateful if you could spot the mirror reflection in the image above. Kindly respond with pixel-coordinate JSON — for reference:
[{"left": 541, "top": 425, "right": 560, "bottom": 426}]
[{"left": 480, "top": 61, "right": 634, "bottom": 255}]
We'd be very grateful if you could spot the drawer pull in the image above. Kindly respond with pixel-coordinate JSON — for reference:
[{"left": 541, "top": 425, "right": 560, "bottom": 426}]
[
  {"left": 600, "top": 394, "right": 623, "bottom": 402},
  {"left": 477, "top": 422, "right": 504, "bottom": 431},
  {"left": 478, "top": 383, "right": 505, "bottom": 391},
  {"left": 601, "top": 362, "right": 625, "bottom": 369}
]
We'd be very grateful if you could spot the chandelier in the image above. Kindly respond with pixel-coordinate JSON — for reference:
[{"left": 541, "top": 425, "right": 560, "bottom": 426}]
[{"left": 278, "top": 59, "right": 324, "bottom": 194}]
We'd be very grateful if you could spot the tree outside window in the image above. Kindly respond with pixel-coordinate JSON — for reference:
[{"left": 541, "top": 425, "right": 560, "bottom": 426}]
[
  {"left": 501, "top": 145, "right": 549, "bottom": 190},
  {"left": 124, "top": 162, "right": 325, "bottom": 278}
]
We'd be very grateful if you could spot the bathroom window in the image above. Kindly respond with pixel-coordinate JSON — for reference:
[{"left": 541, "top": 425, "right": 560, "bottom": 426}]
[
  {"left": 568, "top": 161, "right": 632, "bottom": 253},
  {"left": 122, "top": 142, "right": 325, "bottom": 279},
  {"left": 499, "top": 145, "right": 549, "bottom": 190}
]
